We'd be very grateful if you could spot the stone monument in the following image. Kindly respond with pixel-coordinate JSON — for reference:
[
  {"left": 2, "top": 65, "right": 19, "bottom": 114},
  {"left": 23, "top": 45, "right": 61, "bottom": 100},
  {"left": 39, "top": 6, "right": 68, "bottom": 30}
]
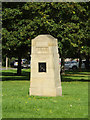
[{"left": 29, "top": 35, "right": 62, "bottom": 96}]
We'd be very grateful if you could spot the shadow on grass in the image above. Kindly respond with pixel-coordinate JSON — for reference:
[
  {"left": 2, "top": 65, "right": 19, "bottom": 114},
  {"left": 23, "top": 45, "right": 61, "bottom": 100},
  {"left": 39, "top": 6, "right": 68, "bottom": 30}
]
[
  {"left": 2, "top": 70, "right": 30, "bottom": 81},
  {"left": 62, "top": 69, "right": 90, "bottom": 82},
  {"left": 2, "top": 69, "right": 89, "bottom": 82},
  {"left": 65, "top": 69, "right": 90, "bottom": 75},
  {"left": 61, "top": 75, "right": 89, "bottom": 82}
]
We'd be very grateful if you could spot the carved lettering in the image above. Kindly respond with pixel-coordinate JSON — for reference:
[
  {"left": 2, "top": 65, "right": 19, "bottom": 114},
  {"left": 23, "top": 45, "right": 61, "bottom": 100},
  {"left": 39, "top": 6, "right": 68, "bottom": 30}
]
[{"left": 36, "top": 47, "right": 48, "bottom": 53}]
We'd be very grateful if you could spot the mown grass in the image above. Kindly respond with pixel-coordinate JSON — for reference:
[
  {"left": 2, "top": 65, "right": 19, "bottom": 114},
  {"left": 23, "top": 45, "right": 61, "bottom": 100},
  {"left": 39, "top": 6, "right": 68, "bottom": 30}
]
[{"left": 1, "top": 69, "right": 89, "bottom": 118}]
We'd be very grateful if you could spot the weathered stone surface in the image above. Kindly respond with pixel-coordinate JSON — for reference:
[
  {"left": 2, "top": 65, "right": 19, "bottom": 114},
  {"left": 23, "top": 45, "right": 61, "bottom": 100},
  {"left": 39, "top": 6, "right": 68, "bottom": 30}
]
[{"left": 29, "top": 35, "right": 62, "bottom": 96}]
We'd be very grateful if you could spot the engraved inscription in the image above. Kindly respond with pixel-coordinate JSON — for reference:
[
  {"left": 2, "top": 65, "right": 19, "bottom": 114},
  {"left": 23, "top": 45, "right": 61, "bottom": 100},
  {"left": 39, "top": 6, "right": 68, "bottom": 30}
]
[
  {"left": 36, "top": 47, "right": 48, "bottom": 53},
  {"left": 36, "top": 42, "right": 48, "bottom": 47}
]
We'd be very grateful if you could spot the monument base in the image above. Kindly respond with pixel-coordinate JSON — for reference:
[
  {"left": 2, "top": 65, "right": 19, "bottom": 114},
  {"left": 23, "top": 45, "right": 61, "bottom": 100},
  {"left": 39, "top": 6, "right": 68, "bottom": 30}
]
[{"left": 29, "top": 86, "right": 62, "bottom": 97}]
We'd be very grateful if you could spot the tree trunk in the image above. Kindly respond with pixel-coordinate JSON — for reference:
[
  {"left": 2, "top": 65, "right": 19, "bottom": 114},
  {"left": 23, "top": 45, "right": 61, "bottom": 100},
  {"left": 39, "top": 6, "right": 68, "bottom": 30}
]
[
  {"left": 79, "top": 56, "right": 82, "bottom": 72},
  {"left": 86, "top": 54, "right": 89, "bottom": 69},
  {"left": 17, "top": 56, "right": 21, "bottom": 76},
  {"left": 78, "top": 48, "right": 82, "bottom": 71},
  {"left": 8, "top": 58, "right": 11, "bottom": 67},
  {"left": 61, "top": 56, "right": 65, "bottom": 74},
  {"left": 6, "top": 57, "right": 8, "bottom": 70}
]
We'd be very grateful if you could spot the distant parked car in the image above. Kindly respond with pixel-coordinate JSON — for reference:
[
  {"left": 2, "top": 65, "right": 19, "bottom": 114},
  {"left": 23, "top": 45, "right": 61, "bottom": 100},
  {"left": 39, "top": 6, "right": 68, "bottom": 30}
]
[
  {"left": 64, "top": 60, "right": 86, "bottom": 70},
  {"left": 81, "top": 60, "right": 90, "bottom": 69},
  {"left": 22, "top": 61, "right": 31, "bottom": 68},
  {"left": 81, "top": 60, "right": 86, "bottom": 69},
  {"left": 14, "top": 59, "right": 27, "bottom": 68},
  {"left": 10, "top": 61, "right": 15, "bottom": 67},
  {"left": 64, "top": 61, "right": 78, "bottom": 70},
  {"left": 28, "top": 61, "right": 31, "bottom": 68},
  {"left": 14, "top": 59, "right": 19, "bottom": 67}
]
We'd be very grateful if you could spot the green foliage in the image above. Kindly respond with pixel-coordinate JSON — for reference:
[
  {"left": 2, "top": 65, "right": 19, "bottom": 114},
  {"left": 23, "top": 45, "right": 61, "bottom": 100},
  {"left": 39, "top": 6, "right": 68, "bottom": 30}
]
[
  {"left": 2, "top": 2, "right": 89, "bottom": 59},
  {"left": 2, "top": 3, "right": 31, "bottom": 58}
]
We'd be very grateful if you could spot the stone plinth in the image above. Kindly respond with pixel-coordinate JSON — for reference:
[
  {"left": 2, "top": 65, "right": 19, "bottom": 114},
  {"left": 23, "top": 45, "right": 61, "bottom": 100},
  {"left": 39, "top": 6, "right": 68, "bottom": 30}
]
[{"left": 29, "top": 35, "right": 62, "bottom": 96}]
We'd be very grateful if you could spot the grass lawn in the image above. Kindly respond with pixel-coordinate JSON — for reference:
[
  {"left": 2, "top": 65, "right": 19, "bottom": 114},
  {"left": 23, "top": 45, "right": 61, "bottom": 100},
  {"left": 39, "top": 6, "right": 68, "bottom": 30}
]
[{"left": 1, "top": 69, "right": 89, "bottom": 118}]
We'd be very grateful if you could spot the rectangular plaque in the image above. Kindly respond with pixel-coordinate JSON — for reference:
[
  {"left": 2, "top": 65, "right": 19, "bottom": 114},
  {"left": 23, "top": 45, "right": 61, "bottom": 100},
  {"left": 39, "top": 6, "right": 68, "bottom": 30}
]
[{"left": 38, "top": 62, "right": 46, "bottom": 72}]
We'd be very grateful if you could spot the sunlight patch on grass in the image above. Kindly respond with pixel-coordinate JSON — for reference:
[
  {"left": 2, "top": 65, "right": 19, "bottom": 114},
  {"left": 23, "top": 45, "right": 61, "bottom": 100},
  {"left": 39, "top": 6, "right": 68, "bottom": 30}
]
[{"left": 2, "top": 69, "right": 89, "bottom": 118}]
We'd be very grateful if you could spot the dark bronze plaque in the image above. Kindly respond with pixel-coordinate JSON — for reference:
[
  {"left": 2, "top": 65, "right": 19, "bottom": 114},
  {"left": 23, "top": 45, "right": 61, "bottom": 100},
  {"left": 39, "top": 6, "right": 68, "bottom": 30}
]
[{"left": 39, "top": 63, "right": 46, "bottom": 72}]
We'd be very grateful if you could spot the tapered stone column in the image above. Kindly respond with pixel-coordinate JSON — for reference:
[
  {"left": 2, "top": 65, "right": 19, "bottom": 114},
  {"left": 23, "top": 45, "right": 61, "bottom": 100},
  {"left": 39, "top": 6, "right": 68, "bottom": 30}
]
[{"left": 29, "top": 35, "right": 62, "bottom": 96}]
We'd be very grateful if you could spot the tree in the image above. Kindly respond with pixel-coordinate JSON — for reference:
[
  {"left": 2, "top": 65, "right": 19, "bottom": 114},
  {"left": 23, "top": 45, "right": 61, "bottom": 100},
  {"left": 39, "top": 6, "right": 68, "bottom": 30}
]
[
  {"left": 2, "top": 2, "right": 89, "bottom": 75},
  {"left": 2, "top": 2, "right": 31, "bottom": 75}
]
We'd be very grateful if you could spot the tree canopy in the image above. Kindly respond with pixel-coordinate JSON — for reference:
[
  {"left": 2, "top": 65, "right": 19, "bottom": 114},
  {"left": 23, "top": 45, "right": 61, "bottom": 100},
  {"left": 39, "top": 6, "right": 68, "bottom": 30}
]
[{"left": 2, "top": 2, "right": 90, "bottom": 74}]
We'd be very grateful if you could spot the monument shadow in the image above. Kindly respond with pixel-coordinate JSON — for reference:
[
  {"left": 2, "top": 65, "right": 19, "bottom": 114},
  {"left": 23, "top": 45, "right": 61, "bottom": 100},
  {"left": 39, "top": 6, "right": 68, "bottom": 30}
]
[{"left": 2, "top": 70, "right": 30, "bottom": 81}]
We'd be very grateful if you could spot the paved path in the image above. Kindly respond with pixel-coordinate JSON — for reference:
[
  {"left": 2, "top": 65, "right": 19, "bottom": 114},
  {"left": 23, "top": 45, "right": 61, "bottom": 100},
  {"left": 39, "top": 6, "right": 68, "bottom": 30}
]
[{"left": 0, "top": 68, "right": 17, "bottom": 70}]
